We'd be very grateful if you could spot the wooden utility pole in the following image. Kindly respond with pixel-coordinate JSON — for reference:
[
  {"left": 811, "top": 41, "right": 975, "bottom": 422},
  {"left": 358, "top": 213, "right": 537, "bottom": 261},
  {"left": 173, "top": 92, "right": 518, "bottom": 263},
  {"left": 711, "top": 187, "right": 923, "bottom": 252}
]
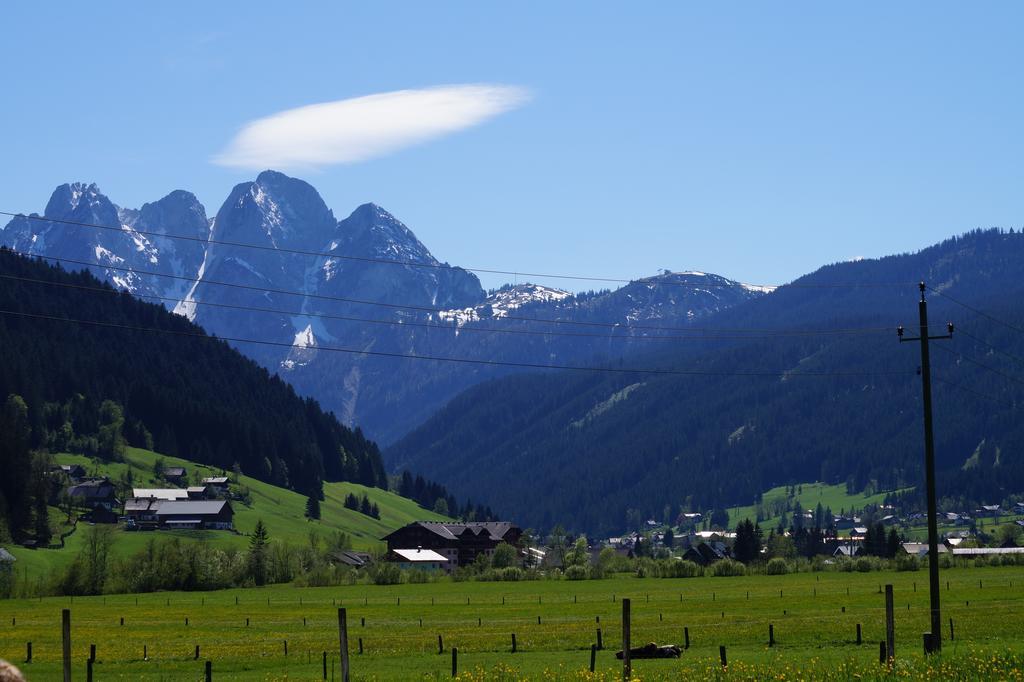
[{"left": 898, "top": 282, "right": 953, "bottom": 653}]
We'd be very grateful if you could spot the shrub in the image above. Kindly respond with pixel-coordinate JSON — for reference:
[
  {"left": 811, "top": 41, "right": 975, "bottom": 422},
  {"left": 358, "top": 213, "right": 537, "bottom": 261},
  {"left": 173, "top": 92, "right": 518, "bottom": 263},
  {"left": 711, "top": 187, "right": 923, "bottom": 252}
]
[
  {"left": 500, "top": 567, "right": 524, "bottom": 581},
  {"left": 565, "top": 564, "right": 589, "bottom": 580},
  {"left": 371, "top": 563, "right": 402, "bottom": 585},
  {"left": 895, "top": 554, "right": 920, "bottom": 572},
  {"left": 766, "top": 557, "right": 790, "bottom": 575},
  {"left": 663, "top": 559, "right": 701, "bottom": 578},
  {"left": 854, "top": 557, "right": 875, "bottom": 573},
  {"left": 708, "top": 559, "right": 746, "bottom": 577}
]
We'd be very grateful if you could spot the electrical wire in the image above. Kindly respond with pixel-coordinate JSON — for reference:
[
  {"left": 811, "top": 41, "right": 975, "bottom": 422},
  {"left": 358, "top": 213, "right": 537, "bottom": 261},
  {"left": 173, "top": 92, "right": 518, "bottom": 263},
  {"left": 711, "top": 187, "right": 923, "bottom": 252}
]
[
  {"left": 1, "top": 249, "right": 893, "bottom": 337},
  {"left": 932, "top": 343, "right": 1024, "bottom": 388},
  {"left": 926, "top": 285, "right": 1024, "bottom": 335},
  {"left": 956, "top": 328, "right": 1024, "bottom": 369},
  {"left": 0, "top": 308, "right": 917, "bottom": 379},
  {"left": 0, "top": 210, "right": 917, "bottom": 290},
  {"left": 0, "top": 272, "right": 837, "bottom": 343},
  {"left": 932, "top": 375, "right": 1019, "bottom": 410}
]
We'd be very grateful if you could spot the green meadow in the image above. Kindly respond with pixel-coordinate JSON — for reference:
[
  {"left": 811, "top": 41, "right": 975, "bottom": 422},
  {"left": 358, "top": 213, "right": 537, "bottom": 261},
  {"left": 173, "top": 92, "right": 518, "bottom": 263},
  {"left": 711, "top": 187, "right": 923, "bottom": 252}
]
[
  {"left": 1, "top": 566, "right": 1023, "bottom": 680},
  {"left": 6, "top": 447, "right": 447, "bottom": 581}
]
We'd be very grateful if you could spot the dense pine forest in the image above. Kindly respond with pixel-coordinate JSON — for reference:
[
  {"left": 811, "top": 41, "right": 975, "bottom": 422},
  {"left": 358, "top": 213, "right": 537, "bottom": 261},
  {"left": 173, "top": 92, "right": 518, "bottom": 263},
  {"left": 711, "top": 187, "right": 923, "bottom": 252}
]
[{"left": 0, "top": 248, "right": 389, "bottom": 542}]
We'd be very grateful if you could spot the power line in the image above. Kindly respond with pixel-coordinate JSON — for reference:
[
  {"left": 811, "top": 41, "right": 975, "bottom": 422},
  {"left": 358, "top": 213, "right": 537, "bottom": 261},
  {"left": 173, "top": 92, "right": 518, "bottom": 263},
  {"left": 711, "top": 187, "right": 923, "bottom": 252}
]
[
  {"left": 956, "top": 328, "right": 1024, "bottom": 369},
  {"left": 926, "top": 285, "right": 1024, "bottom": 335},
  {"left": 1, "top": 210, "right": 916, "bottom": 290},
  {"left": 2, "top": 249, "right": 893, "bottom": 336},
  {"left": 0, "top": 308, "right": 917, "bottom": 379},
  {"left": 932, "top": 343, "right": 1024, "bottom": 388},
  {"left": 1, "top": 272, "right": 848, "bottom": 343},
  {"left": 932, "top": 375, "right": 1019, "bottom": 410}
]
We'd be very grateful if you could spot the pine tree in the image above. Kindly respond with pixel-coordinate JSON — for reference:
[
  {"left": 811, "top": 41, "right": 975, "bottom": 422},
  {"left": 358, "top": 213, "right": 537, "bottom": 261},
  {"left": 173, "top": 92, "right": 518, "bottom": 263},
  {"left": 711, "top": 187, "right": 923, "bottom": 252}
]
[
  {"left": 248, "top": 519, "right": 270, "bottom": 586},
  {"left": 305, "top": 494, "right": 321, "bottom": 520}
]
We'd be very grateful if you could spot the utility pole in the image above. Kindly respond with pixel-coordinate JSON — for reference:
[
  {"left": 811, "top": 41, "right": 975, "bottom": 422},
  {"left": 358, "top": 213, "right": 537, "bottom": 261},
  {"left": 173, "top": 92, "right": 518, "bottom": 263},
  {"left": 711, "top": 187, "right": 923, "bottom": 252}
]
[{"left": 898, "top": 282, "right": 953, "bottom": 653}]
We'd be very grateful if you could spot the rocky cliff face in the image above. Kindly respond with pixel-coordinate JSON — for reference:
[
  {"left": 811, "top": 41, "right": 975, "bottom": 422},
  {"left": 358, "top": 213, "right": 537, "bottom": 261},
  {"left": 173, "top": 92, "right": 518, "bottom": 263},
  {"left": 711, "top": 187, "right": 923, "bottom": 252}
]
[{"left": 1, "top": 172, "right": 764, "bottom": 445}]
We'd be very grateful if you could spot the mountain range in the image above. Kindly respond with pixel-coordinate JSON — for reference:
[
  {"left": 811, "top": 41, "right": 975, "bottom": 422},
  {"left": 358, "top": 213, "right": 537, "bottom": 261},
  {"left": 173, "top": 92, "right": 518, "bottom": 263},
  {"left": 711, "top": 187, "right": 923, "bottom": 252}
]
[
  {"left": 1, "top": 171, "right": 765, "bottom": 445},
  {"left": 387, "top": 229, "right": 1024, "bottom": 534}
]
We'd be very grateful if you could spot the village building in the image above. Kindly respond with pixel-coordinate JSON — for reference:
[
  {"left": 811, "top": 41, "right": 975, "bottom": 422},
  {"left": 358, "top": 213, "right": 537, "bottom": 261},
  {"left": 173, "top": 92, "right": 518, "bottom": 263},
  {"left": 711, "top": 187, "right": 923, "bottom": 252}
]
[
  {"left": 900, "top": 542, "right": 949, "bottom": 558},
  {"left": 330, "top": 550, "right": 372, "bottom": 568},
  {"left": 54, "top": 464, "right": 87, "bottom": 481},
  {"left": 67, "top": 478, "right": 119, "bottom": 511},
  {"left": 201, "top": 477, "right": 230, "bottom": 496},
  {"left": 154, "top": 500, "right": 234, "bottom": 530},
  {"left": 681, "top": 542, "right": 728, "bottom": 566},
  {"left": 132, "top": 488, "right": 189, "bottom": 501},
  {"left": 382, "top": 521, "right": 522, "bottom": 571},
  {"left": 386, "top": 548, "right": 448, "bottom": 571},
  {"left": 163, "top": 467, "right": 187, "bottom": 485}
]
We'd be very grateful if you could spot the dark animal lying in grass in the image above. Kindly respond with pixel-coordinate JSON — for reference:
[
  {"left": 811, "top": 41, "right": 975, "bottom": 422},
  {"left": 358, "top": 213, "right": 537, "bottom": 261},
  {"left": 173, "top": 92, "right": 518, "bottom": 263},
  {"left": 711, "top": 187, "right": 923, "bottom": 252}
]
[{"left": 615, "top": 642, "right": 682, "bottom": 659}]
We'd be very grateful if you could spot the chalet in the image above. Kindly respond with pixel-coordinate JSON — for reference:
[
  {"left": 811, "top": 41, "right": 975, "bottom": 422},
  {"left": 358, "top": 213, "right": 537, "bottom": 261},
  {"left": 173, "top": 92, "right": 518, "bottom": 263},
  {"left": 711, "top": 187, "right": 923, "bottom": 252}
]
[
  {"left": 901, "top": 542, "right": 949, "bottom": 558},
  {"left": 682, "top": 542, "right": 728, "bottom": 566},
  {"left": 55, "top": 464, "right": 86, "bottom": 480},
  {"left": 133, "top": 488, "right": 189, "bottom": 501},
  {"left": 201, "top": 477, "right": 230, "bottom": 496},
  {"left": 832, "top": 544, "right": 861, "bottom": 558},
  {"left": 975, "top": 505, "right": 1002, "bottom": 518},
  {"left": 330, "top": 550, "right": 372, "bottom": 568},
  {"left": 186, "top": 486, "right": 209, "bottom": 500},
  {"left": 382, "top": 521, "right": 522, "bottom": 571},
  {"left": 387, "top": 548, "right": 447, "bottom": 571},
  {"left": 124, "top": 497, "right": 165, "bottom": 524},
  {"left": 67, "top": 478, "right": 119, "bottom": 511},
  {"left": 0, "top": 547, "right": 16, "bottom": 568},
  {"left": 154, "top": 500, "right": 234, "bottom": 530},
  {"left": 163, "top": 467, "right": 187, "bottom": 485}
]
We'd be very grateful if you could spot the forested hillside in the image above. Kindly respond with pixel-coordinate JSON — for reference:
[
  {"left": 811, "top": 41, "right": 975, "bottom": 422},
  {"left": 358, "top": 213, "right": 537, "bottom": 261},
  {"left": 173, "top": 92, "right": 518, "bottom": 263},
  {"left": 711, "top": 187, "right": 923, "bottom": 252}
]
[
  {"left": 0, "top": 247, "right": 388, "bottom": 543},
  {"left": 388, "top": 229, "right": 1024, "bottom": 535}
]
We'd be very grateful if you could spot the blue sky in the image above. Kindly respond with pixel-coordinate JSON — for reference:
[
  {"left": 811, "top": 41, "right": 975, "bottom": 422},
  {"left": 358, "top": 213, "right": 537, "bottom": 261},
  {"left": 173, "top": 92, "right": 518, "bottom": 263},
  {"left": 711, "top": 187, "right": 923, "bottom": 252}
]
[{"left": 2, "top": 2, "right": 1022, "bottom": 291}]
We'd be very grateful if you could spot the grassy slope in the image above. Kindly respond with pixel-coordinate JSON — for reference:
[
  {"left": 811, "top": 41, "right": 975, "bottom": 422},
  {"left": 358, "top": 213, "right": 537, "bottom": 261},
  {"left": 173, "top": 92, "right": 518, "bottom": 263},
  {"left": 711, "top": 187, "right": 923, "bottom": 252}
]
[
  {"left": 5, "top": 447, "right": 448, "bottom": 579},
  {"left": 0, "top": 566, "right": 1022, "bottom": 679},
  {"left": 726, "top": 481, "right": 909, "bottom": 531}
]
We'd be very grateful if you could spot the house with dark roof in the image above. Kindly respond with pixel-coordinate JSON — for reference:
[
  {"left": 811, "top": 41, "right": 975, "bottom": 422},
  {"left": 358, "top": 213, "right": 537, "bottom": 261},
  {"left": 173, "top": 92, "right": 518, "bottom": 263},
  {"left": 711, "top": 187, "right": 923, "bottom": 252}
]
[
  {"left": 67, "top": 478, "right": 119, "bottom": 511},
  {"left": 382, "top": 521, "right": 522, "bottom": 571},
  {"left": 163, "top": 467, "right": 187, "bottom": 484},
  {"left": 682, "top": 542, "right": 728, "bottom": 566},
  {"left": 55, "top": 464, "right": 87, "bottom": 480},
  {"left": 154, "top": 500, "right": 234, "bottom": 530}
]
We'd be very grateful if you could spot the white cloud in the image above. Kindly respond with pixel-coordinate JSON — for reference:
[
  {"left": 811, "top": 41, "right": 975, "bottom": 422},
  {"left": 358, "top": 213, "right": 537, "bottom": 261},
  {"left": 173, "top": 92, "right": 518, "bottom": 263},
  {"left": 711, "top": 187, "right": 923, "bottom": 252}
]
[{"left": 212, "top": 84, "right": 531, "bottom": 170}]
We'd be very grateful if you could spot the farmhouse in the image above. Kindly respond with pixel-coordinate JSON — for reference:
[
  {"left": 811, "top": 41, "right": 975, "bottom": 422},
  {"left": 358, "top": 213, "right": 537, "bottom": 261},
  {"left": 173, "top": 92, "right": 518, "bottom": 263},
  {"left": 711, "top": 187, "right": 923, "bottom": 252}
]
[
  {"left": 133, "top": 488, "right": 189, "bottom": 501},
  {"left": 201, "top": 477, "right": 230, "bottom": 495},
  {"left": 382, "top": 521, "right": 522, "bottom": 571},
  {"left": 154, "top": 500, "right": 234, "bottom": 530},
  {"left": 682, "top": 542, "right": 728, "bottom": 566},
  {"left": 54, "top": 464, "right": 86, "bottom": 480},
  {"left": 901, "top": 542, "right": 949, "bottom": 558},
  {"left": 67, "top": 478, "right": 119, "bottom": 511},
  {"left": 386, "top": 548, "right": 448, "bottom": 571},
  {"left": 163, "top": 467, "right": 187, "bottom": 484}
]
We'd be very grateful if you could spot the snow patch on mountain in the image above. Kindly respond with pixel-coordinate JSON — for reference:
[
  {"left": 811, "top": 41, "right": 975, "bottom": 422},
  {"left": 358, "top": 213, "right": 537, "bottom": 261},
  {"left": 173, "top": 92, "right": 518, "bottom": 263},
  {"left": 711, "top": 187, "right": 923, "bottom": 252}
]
[{"left": 437, "top": 283, "right": 571, "bottom": 326}]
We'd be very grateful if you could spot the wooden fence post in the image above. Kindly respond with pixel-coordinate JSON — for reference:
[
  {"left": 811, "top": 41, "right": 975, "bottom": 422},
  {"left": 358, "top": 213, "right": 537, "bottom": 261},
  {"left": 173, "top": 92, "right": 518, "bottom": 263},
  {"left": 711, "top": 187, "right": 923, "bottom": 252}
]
[
  {"left": 205, "top": 660, "right": 212, "bottom": 682},
  {"left": 511, "top": 633, "right": 517, "bottom": 653},
  {"left": 438, "top": 634, "right": 444, "bottom": 654},
  {"left": 949, "top": 618, "right": 954, "bottom": 641},
  {"left": 451, "top": 647, "right": 458, "bottom": 678},
  {"left": 768, "top": 623, "right": 775, "bottom": 647},
  {"left": 62, "top": 609, "right": 71, "bottom": 682},
  {"left": 885, "top": 584, "right": 895, "bottom": 662},
  {"left": 590, "top": 643, "right": 596, "bottom": 672},
  {"left": 622, "top": 598, "right": 631, "bottom": 681},
  {"left": 856, "top": 623, "right": 862, "bottom": 645},
  {"left": 719, "top": 645, "right": 727, "bottom": 668},
  {"left": 86, "top": 658, "right": 93, "bottom": 682},
  {"left": 684, "top": 627, "right": 689, "bottom": 649},
  {"left": 597, "top": 628, "right": 603, "bottom": 650},
  {"left": 26, "top": 642, "right": 31, "bottom": 664},
  {"left": 338, "top": 608, "right": 350, "bottom": 682},
  {"left": 323, "top": 651, "right": 327, "bottom": 680}
]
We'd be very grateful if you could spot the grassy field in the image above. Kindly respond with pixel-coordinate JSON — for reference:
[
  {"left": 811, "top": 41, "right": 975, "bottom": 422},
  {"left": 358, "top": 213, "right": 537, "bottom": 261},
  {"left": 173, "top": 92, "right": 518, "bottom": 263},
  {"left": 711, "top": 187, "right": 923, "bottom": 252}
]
[
  {"left": 5, "top": 447, "right": 447, "bottom": 580},
  {"left": 726, "top": 482, "right": 910, "bottom": 529},
  {"left": 1, "top": 566, "right": 1023, "bottom": 680}
]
